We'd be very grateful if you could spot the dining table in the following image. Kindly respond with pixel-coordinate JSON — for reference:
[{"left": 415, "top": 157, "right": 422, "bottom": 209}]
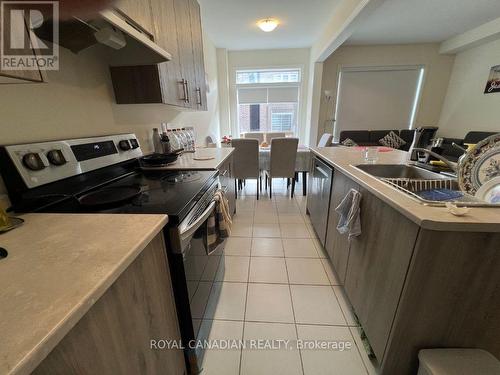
[{"left": 258, "top": 145, "right": 311, "bottom": 195}]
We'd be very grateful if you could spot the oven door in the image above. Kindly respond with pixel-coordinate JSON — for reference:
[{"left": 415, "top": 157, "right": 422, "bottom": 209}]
[{"left": 178, "top": 189, "right": 227, "bottom": 372}]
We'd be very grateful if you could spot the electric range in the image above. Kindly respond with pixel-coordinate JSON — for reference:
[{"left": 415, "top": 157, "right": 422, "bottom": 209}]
[{"left": 0, "top": 134, "right": 225, "bottom": 374}]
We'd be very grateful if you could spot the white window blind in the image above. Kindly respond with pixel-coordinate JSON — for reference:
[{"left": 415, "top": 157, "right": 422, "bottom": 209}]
[
  {"left": 237, "top": 87, "right": 299, "bottom": 104},
  {"left": 334, "top": 67, "right": 424, "bottom": 139}
]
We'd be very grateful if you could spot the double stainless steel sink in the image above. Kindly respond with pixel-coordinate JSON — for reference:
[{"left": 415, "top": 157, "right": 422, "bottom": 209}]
[
  {"left": 354, "top": 164, "right": 493, "bottom": 207},
  {"left": 355, "top": 164, "right": 453, "bottom": 181}
]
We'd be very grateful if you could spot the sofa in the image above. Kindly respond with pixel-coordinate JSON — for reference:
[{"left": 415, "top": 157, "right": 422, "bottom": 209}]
[
  {"left": 339, "top": 129, "right": 415, "bottom": 151},
  {"left": 440, "top": 131, "right": 498, "bottom": 161}
]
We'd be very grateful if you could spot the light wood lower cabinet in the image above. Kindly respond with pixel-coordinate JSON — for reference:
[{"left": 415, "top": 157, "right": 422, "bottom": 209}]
[
  {"left": 344, "top": 184, "right": 419, "bottom": 361},
  {"left": 321, "top": 168, "right": 500, "bottom": 375},
  {"left": 33, "top": 233, "right": 186, "bottom": 375},
  {"left": 324, "top": 171, "right": 358, "bottom": 283}
]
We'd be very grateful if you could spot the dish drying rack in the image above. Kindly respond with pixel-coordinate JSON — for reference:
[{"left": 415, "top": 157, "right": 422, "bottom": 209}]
[{"left": 380, "top": 177, "right": 492, "bottom": 207}]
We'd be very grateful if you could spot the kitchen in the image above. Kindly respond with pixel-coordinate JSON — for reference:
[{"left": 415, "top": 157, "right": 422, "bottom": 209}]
[{"left": 1, "top": 0, "right": 500, "bottom": 375}]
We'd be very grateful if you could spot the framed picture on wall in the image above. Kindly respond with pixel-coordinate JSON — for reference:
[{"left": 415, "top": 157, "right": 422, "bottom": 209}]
[{"left": 484, "top": 65, "right": 500, "bottom": 94}]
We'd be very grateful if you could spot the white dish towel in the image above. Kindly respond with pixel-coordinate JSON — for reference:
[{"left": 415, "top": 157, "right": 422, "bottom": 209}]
[{"left": 335, "top": 189, "right": 362, "bottom": 239}]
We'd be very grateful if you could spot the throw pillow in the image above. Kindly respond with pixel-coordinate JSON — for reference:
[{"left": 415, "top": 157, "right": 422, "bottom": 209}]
[
  {"left": 379, "top": 131, "right": 406, "bottom": 149},
  {"left": 342, "top": 138, "right": 358, "bottom": 147}
]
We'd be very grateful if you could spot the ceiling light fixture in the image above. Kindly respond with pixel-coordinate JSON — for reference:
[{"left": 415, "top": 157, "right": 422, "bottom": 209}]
[{"left": 257, "top": 18, "right": 279, "bottom": 32}]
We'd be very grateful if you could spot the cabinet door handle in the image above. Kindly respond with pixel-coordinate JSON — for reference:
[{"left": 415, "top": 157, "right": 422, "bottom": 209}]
[
  {"left": 184, "top": 80, "right": 190, "bottom": 103},
  {"left": 179, "top": 79, "right": 188, "bottom": 103},
  {"left": 196, "top": 87, "right": 202, "bottom": 106}
]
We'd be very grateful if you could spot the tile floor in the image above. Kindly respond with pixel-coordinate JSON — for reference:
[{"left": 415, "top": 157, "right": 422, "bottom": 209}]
[{"left": 198, "top": 178, "right": 379, "bottom": 375}]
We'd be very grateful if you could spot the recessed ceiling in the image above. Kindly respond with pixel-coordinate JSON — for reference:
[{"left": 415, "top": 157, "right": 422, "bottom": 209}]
[
  {"left": 347, "top": 0, "right": 500, "bottom": 45},
  {"left": 198, "top": 0, "right": 341, "bottom": 50}
]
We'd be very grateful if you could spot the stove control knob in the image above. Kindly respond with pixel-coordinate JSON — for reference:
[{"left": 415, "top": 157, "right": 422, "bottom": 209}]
[
  {"left": 47, "top": 149, "right": 67, "bottom": 166},
  {"left": 129, "top": 138, "right": 140, "bottom": 149},
  {"left": 118, "top": 140, "right": 131, "bottom": 151},
  {"left": 22, "top": 153, "right": 45, "bottom": 171}
]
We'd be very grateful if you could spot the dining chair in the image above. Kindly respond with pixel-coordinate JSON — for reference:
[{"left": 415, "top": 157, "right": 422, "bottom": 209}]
[
  {"left": 265, "top": 132, "right": 286, "bottom": 144},
  {"left": 318, "top": 133, "right": 333, "bottom": 147},
  {"left": 264, "top": 138, "right": 299, "bottom": 198},
  {"left": 242, "top": 132, "right": 265, "bottom": 144},
  {"left": 231, "top": 138, "right": 260, "bottom": 199}
]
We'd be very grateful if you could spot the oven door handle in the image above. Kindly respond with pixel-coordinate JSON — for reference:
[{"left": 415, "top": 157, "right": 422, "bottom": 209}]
[{"left": 179, "top": 200, "right": 216, "bottom": 242}]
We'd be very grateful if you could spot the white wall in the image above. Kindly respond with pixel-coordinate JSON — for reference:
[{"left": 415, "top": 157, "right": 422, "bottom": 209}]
[
  {"left": 317, "top": 44, "right": 455, "bottom": 142},
  {"left": 0, "top": 33, "right": 220, "bottom": 196},
  {"left": 438, "top": 38, "right": 500, "bottom": 138},
  {"left": 217, "top": 48, "right": 311, "bottom": 142}
]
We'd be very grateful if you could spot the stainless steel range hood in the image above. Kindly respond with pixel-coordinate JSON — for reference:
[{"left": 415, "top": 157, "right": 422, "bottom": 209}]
[{"left": 37, "top": 9, "right": 172, "bottom": 65}]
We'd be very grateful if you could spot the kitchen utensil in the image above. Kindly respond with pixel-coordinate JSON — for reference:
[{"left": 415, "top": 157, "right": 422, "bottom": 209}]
[
  {"left": 474, "top": 177, "right": 500, "bottom": 204},
  {"left": 193, "top": 156, "right": 215, "bottom": 161},
  {"left": 458, "top": 133, "right": 500, "bottom": 195},
  {"left": 0, "top": 217, "right": 25, "bottom": 233},
  {"left": 139, "top": 151, "right": 180, "bottom": 168}
]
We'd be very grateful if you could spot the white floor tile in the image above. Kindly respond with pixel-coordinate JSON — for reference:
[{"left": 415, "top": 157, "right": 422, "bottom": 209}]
[
  {"left": 253, "top": 223, "right": 281, "bottom": 238},
  {"left": 254, "top": 211, "right": 279, "bottom": 224},
  {"left": 286, "top": 258, "right": 330, "bottom": 285},
  {"left": 333, "top": 286, "right": 358, "bottom": 326},
  {"left": 249, "top": 257, "right": 288, "bottom": 284},
  {"left": 290, "top": 285, "right": 347, "bottom": 325},
  {"left": 215, "top": 256, "right": 250, "bottom": 282},
  {"left": 251, "top": 238, "right": 284, "bottom": 257},
  {"left": 320, "top": 258, "right": 342, "bottom": 285},
  {"left": 241, "top": 322, "right": 302, "bottom": 375},
  {"left": 199, "top": 320, "right": 244, "bottom": 375},
  {"left": 280, "top": 223, "right": 311, "bottom": 238},
  {"left": 283, "top": 238, "right": 320, "bottom": 258},
  {"left": 233, "top": 212, "right": 254, "bottom": 224},
  {"left": 278, "top": 213, "right": 305, "bottom": 224},
  {"left": 224, "top": 237, "right": 252, "bottom": 256},
  {"left": 231, "top": 222, "right": 253, "bottom": 237},
  {"left": 246, "top": 283, "right": 294, "bottom": 323},
  {"left": 297, "top": 325, "right": 368, "bottom": 375},
  {"left": 349, "top": 326, "right": 381, "bottom": 375},
  {"left": 204, "top": 282, "right": 247, "bottom": 320}
]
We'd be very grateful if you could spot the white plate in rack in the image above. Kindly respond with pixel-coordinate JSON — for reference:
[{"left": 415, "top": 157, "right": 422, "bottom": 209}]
[
  {"left": 458, "top": 133, "right": 500, "bottom": 195},
  {"left": 475, "top": 177, "right": 500, "bottom": 204}
]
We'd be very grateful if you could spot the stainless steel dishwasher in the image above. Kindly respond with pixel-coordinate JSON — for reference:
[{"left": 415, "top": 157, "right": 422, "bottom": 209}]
[{"left": 306, "top": 156, "right": 333, "bottom": 246}]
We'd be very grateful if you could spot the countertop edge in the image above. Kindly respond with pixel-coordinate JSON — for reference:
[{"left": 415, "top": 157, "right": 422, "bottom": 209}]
[
  {"left": 11, "top": 214, "right": 168, "bottom": 375},
  {"left": 158, "top": 148, "right": 234, "bottom": 171},
  {"left": 310, "top": 148, "right": 500, "bottom": 233}
]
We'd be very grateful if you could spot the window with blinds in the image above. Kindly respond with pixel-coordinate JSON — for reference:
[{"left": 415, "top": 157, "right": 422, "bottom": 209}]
[{"left": 236, "top": 68, "right": 301, "bottom": 136}]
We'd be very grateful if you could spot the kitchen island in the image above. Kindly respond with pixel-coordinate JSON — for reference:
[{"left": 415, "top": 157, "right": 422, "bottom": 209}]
[
  {"left": 0, "top": 214, "right": 185, "bottom": 375},
  {"left": 307, "top": 147, "right": 500, "bottom": 375}
]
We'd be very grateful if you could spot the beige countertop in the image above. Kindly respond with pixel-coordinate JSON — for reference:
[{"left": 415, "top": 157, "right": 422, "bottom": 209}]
[
  {"left": 311, "top": 147, "right": 500, "bottom": 232},
  {"left": 150, "top": 147, "right": 234, "bottom": 170},
  {"left": 0, "top": 213, "right": 168, "bottom": 375}
]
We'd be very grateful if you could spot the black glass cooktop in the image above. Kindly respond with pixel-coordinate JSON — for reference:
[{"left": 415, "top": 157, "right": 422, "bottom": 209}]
[{"left": 24, "top": 169, "right": 218, "bottom": 223}]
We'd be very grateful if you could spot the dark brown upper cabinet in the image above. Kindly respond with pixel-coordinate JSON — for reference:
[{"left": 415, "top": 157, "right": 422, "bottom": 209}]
[{"left": 109, "top": 0, "right": 208, "bottom": 110}]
